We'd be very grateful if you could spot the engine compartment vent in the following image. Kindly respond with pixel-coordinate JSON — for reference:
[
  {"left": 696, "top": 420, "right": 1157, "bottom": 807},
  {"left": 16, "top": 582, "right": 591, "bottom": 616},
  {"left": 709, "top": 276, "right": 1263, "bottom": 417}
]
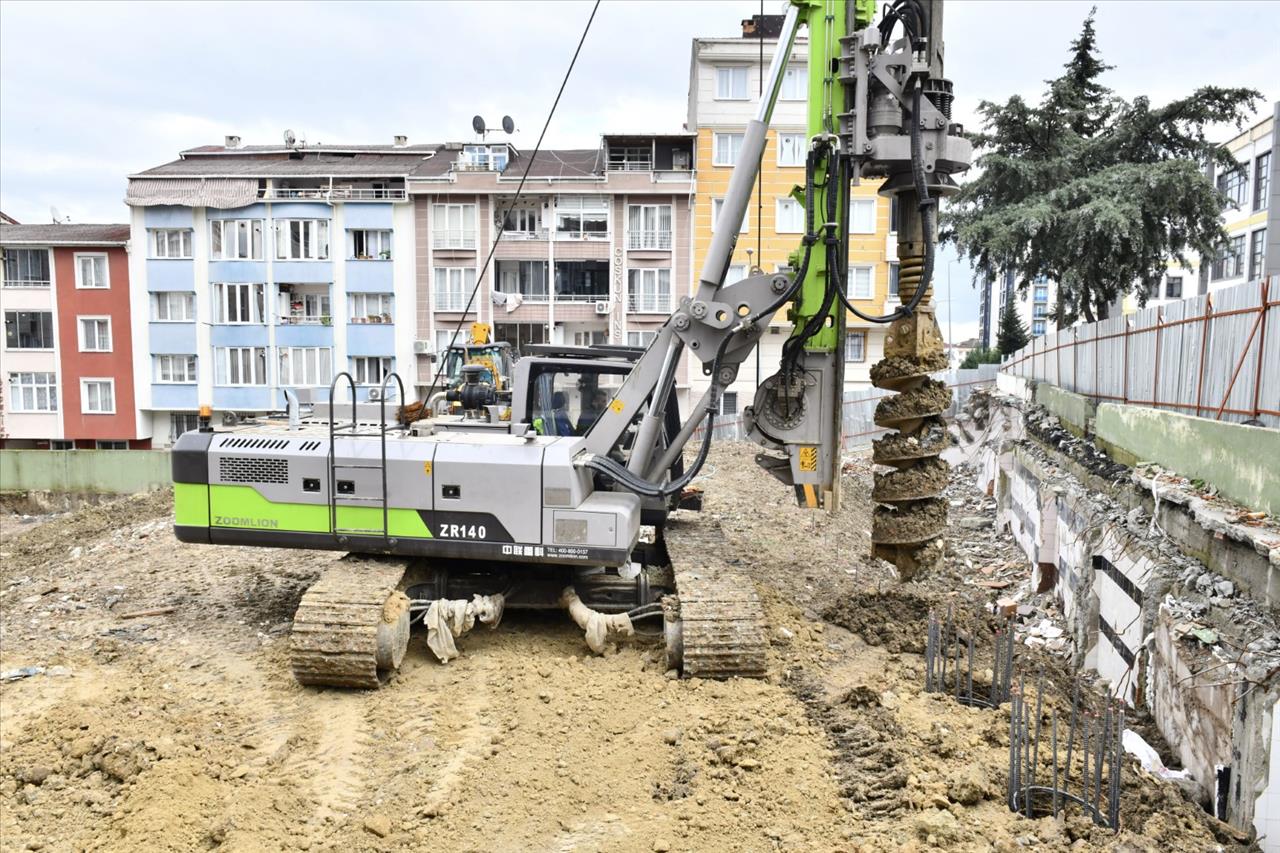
[
  {"left": 219, "top": 456, "right": 289, "bottom": 485},
  {"left": 218, "top": 436, "right": 291, "bottom": 450}
]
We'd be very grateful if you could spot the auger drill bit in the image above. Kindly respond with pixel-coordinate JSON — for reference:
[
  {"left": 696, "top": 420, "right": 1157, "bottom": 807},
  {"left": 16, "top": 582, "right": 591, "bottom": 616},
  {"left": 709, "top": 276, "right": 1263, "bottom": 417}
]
[{"left": 869, "top": 209, "right": 951, "bottom": 580}]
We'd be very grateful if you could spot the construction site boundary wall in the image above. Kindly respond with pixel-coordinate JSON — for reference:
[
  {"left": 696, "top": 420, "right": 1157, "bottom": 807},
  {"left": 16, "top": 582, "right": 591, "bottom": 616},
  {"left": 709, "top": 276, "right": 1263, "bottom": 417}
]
[
  {"left": 1001, "top": 277, "right": 1279, "bottom": 429},
  {"left": 0, "top": 449, "right": 172, "bottom": 495}
]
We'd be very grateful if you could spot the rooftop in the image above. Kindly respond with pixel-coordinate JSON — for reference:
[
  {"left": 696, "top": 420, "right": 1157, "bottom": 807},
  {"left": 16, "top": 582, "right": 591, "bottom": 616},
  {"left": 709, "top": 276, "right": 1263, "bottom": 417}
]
[{"left": 0, "top": 222, "right": 130, "bottom": 246}]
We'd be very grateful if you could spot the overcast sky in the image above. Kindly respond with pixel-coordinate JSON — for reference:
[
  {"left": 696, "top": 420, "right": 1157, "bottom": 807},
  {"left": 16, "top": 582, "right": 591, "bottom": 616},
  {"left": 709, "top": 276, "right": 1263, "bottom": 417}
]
[{"left": 2, "top": 0, "right": 1276, "bottom": 342}]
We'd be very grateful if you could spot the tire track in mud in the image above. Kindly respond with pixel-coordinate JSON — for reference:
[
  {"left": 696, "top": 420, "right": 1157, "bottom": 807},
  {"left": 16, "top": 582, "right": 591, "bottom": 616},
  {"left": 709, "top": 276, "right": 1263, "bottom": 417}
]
[{"left": 284, "top": 690, "right": 373, "bottom": 823}]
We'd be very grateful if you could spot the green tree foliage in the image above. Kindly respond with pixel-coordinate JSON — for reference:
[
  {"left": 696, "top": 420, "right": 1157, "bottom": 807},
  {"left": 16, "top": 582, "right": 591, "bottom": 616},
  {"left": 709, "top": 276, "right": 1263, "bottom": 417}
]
[
  {"left": 959, "top": 346, "right": 1002, "bottom": 369},
  {"left": 946, "top": 8, "right": 1259, "bottom": 322},
  {"left": 996, "top": 299, "right": 1029, "bottom": 356}
]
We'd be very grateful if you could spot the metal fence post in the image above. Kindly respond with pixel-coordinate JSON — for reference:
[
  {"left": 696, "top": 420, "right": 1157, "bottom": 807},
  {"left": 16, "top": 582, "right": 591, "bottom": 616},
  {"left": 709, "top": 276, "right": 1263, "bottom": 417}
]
[
  {"left": 1195, "top": 293, "right": 1213, "bottom": 417},
  {"left": 1251, "top": 279, "right": 1271, "bottom": 419},
  {"left": 1152, "top": 308, "right": 1163, "bottom": 409}
]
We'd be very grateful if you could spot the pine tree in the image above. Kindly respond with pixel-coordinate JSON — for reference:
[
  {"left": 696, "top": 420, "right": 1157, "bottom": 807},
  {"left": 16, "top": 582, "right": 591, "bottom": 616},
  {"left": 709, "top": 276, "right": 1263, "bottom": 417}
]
[
  {"left": 945, "top": 9, "right": 1259, "bottom": 322},
  {"left": 996, "top": 299, "right": 1029, "bottom": 356}
]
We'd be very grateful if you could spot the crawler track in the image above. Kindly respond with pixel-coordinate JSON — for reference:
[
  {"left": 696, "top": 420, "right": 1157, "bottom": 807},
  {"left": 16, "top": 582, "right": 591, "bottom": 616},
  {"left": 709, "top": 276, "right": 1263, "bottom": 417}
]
[
  {"left": 664, "top": 515, "right": 768, "bottom": 679},
  {"left": 290, "top": 556, "right": 411, "bottom": 689}
]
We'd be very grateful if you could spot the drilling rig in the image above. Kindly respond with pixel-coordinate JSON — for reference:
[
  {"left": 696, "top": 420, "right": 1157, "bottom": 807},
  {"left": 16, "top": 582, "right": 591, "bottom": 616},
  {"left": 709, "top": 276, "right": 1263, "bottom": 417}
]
[{"left": 171, "top": 0, "right": 969, "bottom": 686}]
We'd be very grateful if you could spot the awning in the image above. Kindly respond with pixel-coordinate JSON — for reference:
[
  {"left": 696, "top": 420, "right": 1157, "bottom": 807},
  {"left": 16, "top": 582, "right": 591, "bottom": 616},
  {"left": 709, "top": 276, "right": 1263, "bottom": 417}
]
[{"left": 126, "top": 178, "right": 258, "bottom": 208}]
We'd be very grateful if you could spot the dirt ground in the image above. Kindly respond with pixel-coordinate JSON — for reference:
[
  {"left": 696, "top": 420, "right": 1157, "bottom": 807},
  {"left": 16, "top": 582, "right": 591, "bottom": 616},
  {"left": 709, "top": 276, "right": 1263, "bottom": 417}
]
[{"left": 0, "top": 444, "right": 1250, "bottom": 852}]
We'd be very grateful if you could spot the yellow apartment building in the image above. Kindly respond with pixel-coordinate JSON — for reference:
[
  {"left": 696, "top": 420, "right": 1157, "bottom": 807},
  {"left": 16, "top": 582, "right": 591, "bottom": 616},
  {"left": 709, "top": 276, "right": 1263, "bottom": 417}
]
[{"left": 687, "top": 15, "right": 898, "bottom": 415}]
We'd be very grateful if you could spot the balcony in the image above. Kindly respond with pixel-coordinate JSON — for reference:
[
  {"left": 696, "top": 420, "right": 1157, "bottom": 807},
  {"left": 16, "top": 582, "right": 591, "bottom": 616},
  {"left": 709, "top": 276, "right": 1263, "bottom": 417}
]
[
  {"left": 1, "top": 277, "right": 50, "bottom": 288},
  {"left": 433, "top": 229, "right": 478, "bottom": 250},
  {"left": 553, "top": 229, "right": 610, "bottom": 242},
  {"left": 628, "top": 231, "right": 672, "bottom": 251},
  {"left": 259, "top": 187, "right": 407, "bottom": 202},
  {"left": 627, "top": 293, "right": 672, "bottom": 313},
  {"left": 502, "top": 228, "right": 549, "bottom": 240}
]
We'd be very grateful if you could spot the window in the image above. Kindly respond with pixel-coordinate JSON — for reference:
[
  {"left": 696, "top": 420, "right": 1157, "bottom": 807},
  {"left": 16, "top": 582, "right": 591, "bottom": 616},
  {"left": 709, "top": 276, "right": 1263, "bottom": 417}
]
[
  {"left": 149, "top": 229, "right": 193, "bottom": 259},
  {"left": 715, "top": 66, "right": 748, "bottom": 100},
  {"left": 606, "top": 146, "right": 652, "bottom": 171},
  {"left": 4, "top": 311, "right": 54, "bottom": 349},
  {"left": 573, "top": 331, "right": 608, "bottom": 347},
  {"left": 78, "top": 317, "right": 111, "bottom": 352},
  {"left": 2, "top": 248, "right": 49, "bottom": 286},
  {"left": 155, "top": 354, "right": 197, "bottom": 383},
  {"left": 81, "top": 379, "right": 115, "bottom": 414},
  {"left": 7, "top": 372, "right": 57, "bottom": 411},
  {"left": 627, "top": 330, "right": 657, "bottom": 348},
  {"left": 351, "top": 356, "right": 393, "bottom": 386},
  {"left": 844, "top": 331, "right": 866, "bottom": 362},
  {"left": 170, "top": 413, "right": 200, "bottom": 441},
  {"left": 350, "top": 292, "right": 394, "bottom": 321},
  {"left": 1034, "top": 285, "right": 1049, "bottom": 302},
  {"left": 501, "top": 207, "right": 541, "bottom": 235},
  {"left": 1033, "top": 304, "right": 1049, "bottom": 318},
  {"left": 779, "top": 66, "right": 804, "bottom": 100},
  {"left": 1256, "top": 152, "right": 1271, "bottom": 211},
  {"left": 776, "top": 198, "right": 804, "bottom": 233},
  {"left": 75, "top": 254, "right": 108, "bottom": 289},
  {"left": 1164, "top": 276, "right": 1182, "bottom": 299},
  {"left": 727, "top": 264, "right": 747, "bottom": 283},
  {"left": 215, "top": 347, "right": 267, "bottom": 385},
  {"left": 889, "top": 196, "right": 900, "bottom": 233},
  {"left": 847, "top": 266, "right": 873, "bottom": 300},
  {"left": 351, "top": 229, "right": 392, "bottom": 260},
  {"left": 555, "top": 196, "right": 608, "bottom": 239},
  {"left": 213, "top": 282, "right": 265, "bottom": 324},
  {"left": 151, "top": 291, "right": 195, "bottom": 322},
  {"left": 282, "top": 287, "right": 331, "bottom": 324},
  {"left": 712, "top": 198, "right": 749, "bottom": 234},
  {"left": 1033, "top": 319, "right": 1047, "bottom": 336},
  {"left": 434, "top": 267, "right": 477, "bottom": 311},
  {"left": 460, "top": 145, "right": 508, "bottom": 171},
  {"left": 432, "top": 204, "right": 477, "bottom": 249},
  {"left": 888, "top": 263, "right": 899, "bottom": 297},
  {"left": 274, "top": 219, "right": 329, "bottom": 261},
  {"left": 435, "top": 328, "right": 465, "bottom": 353},
  {"left": 777, "top": 133, "right": 805, "bottom": 167},
  {"left": 713, "top": 133, "right": 744, "bottom": 167},
  {"left": 96, "top": 440, "right": 127, "bottom": 450},
  {"left": 50, "top": 440, "right": 74, "bottom": 450},
  {"left": 1211, "top": 234, "right": 1246, "bottom": 280},
  {"left": 1249, "top": 228, "right": 1267, "bottom": 280},
  {"left": 849, "top": 198, "right": 876, "bottom": 234},
  {"left": 628, "top": 204, "right": 672, "bottom": 249},
  {"left": 278, "top": 347, "right": 333, "bottom": 387},
  {"left": 1217, "top": 165, "right": 1248, "bottom": 209},
  {"left": 497, "top": 260, "right": 549, "bottom": 299},
  {"left": 210, "top": 219, "right": 264, "bottom": 260},
  {"left": 720, "top": 391, "right": 739, "bottom": 416},
  {"left": 627, "top": 268, "right": 672, "bottom": 313}
]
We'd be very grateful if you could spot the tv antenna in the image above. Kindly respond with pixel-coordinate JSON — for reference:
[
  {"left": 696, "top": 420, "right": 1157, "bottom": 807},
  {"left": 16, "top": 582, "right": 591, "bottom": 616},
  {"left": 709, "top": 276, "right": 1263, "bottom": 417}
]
[{"left": 471, "top": 115, "right": 517, "bottom": 139}]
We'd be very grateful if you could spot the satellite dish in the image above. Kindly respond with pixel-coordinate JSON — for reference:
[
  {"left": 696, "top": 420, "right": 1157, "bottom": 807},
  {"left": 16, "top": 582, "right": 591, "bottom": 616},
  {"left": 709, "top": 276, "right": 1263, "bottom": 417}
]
[
  {"left": 501, "top": 115, "right": 515, "bottom": 134},
  {"left": 471, "top": 115, "right": 486, "bottom": 136},
  {"left": 283, "top": 129, "right": 297, "bottom": 147},
  {"left": 50, "top": 206, "right": 62, "bottom": 224}
]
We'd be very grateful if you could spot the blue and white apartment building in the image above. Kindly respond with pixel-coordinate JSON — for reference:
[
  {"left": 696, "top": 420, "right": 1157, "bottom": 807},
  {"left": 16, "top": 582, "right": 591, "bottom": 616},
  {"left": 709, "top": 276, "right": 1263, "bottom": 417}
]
[{"left": 125, "top": 137, "right": 424, "bottom": 445}]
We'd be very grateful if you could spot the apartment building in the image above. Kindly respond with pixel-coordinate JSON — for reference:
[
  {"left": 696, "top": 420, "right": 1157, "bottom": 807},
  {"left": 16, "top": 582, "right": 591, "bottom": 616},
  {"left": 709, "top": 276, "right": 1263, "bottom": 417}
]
[
  {"left": 1, "top": 222, "right": 144, "bottom": 448},
  {"left": 124, "top": 138, "right": 423, "bottom": 445},
  {"left": 1135, "top": 103, "right": 1277, "bottom": 312},
  {"left": 406, "top": 134, "right": 696, "bottom": 402},
  {"left": 687, "top": 14, "right": 899, "bottom": 414}
]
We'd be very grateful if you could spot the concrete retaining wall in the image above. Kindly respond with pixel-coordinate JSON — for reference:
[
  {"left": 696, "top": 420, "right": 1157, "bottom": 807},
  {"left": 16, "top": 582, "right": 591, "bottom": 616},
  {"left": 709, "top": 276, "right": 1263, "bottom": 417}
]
[
  {"left": 1094, "top": 404, "right": 1280, "bottom": 515},
  {"left": 0, "top": 450, "right": 171, "bottom": 495}
]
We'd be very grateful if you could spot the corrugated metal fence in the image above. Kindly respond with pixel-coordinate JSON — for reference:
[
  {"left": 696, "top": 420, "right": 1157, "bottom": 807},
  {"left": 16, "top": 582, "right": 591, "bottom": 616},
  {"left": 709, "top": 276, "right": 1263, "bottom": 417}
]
[
  {"left": 693, "top": 363, "right": 1000, "bottom": 450},
  {"left": 1002, "top": 277, "right": 1278, "bottom": 428}
]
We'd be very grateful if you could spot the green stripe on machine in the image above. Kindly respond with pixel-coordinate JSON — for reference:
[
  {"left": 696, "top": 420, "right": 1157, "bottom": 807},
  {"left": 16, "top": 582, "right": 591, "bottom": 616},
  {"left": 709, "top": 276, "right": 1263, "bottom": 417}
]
[
  {"left": 174, "top": 483, "right": 210, "bottom": 527},
  {"left": 204, "top": 484, "right": 433, "bottom": 538}
]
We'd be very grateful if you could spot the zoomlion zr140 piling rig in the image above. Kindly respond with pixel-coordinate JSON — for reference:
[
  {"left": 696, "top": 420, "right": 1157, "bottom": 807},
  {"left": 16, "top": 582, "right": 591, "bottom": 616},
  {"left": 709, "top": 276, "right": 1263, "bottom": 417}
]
[{"left": 171, "top": 0, "right": 970, "bottom": 687}]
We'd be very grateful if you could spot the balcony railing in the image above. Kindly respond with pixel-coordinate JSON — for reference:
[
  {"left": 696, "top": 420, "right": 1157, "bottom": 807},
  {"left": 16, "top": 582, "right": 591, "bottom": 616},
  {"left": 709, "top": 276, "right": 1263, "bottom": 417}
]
[
  {"left": 259, "top": 187, "right": 407, "bottom": 201},
  {"left": 607, "top": 159, "right": 654, "bottom": 172},
  {"left": 433, "top": 230, "right": 478, "bottom": 250},
  {"left": 2, "top": 278, "right": 51, "bottom": 288},
  {"left": 434, "top": 295, "right": 474, "bottom": 312},
  {"left": 501, "top": 228, "right": 549, "bottom": 240},
  {"left": 554, "top": 292, "right": 610, "bottom": 302},
  {"left": 627, "top": 231, "right": 672, "bottom": 250},
  {"left": 279, "top": 314, "right": 331, "bottom": 326},
  {"left": 627, "top": 293, "right": 672, "bottom": 313},
  {"left": 553, "top": 231, "right": 610, "bottom": 242}
]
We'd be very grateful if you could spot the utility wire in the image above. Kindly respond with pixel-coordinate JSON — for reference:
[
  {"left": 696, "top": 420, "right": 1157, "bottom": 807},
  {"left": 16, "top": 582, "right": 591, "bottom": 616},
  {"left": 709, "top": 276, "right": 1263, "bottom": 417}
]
[{"left": 417, "top": 0, "right": 602, "bottom": 419}]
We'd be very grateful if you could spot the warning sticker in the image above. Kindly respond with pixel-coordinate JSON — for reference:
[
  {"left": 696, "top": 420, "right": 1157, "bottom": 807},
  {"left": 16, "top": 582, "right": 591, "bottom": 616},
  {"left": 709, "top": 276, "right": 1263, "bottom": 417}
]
[
  {"left": 423, "top": 461, "right": 433, "bottom": 476},
  {"left": 798, "top": 446, "right": 818, "bottom": 472},
  {"left": 609, "top": 399, "right": 625, "bottom": 414}
]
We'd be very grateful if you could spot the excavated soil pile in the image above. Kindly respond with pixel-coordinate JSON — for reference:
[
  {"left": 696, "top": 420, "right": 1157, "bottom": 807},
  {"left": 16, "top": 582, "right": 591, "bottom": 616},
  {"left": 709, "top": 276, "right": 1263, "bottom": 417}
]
[{"left": 0, "top": 445, "right": 1249, "bottom": 852}]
